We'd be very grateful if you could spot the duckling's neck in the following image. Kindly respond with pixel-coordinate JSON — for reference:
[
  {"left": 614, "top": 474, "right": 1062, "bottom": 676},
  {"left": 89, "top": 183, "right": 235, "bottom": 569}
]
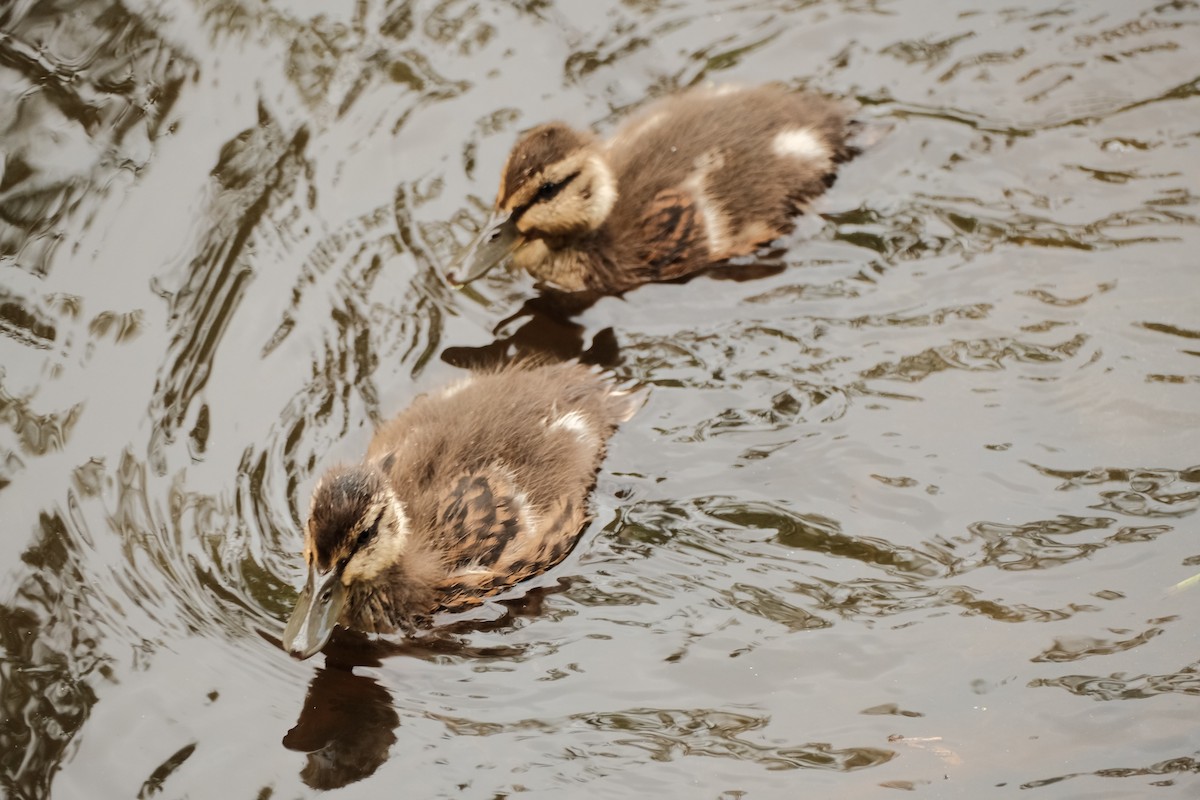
[
  {"left": 580, "top": 152, "right": 618, "bottom": 228},
  {"left": 514, "top": 229, "right": 646, "bottom": 293},
  {"left": 512, "top": 237, "right": 599, "bottom": 292},
  {"left": 341, "top": 545, "right": 443, "bottom": 633}
]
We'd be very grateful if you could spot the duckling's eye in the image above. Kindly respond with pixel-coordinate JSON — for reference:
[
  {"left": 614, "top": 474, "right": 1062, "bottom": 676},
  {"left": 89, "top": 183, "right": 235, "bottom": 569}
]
[
  {"left": 355, "top": 512, "right": 383, "bottom": 553},
  {"left": 533, "top": 171, "right": 579, "bottom": 204}
]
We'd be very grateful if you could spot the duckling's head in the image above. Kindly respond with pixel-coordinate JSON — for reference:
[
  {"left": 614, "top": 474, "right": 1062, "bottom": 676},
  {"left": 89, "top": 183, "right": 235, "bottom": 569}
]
[
  {"left": 450, "top": 123, "right": 617, "bottom": 285},
  {"left": 283, "top": 465, "right": 410, "bottom": 660}
]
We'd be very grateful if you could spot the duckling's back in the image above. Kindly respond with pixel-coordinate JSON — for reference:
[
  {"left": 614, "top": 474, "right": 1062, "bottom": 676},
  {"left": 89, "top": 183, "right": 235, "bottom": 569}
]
[
  {"left": 605, "top": 84, "right": 855, "bottom": 280},
  {"left": 377, "top": 363, "right": 631, "bottom": 478},
  {"left": 365, "top": 363, "right": 637, "bottom": 610}
]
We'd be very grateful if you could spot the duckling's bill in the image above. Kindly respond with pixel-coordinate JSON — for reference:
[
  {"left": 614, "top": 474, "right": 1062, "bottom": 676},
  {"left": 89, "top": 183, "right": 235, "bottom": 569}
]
[
  {"left": 449, "top": 210, "right": 521, "bottom": 285},
  {"left": 282, "top": 564, "right": 346, "bottom": 660}
]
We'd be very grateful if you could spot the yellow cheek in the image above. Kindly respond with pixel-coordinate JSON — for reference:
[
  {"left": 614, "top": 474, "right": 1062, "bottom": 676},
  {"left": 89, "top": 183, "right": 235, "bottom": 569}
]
[
  {"left": 513, "top": 240, "right": 549, "bottom": 270},
  {"left": 342, "top": 546, "right": 390, "bottom": 583},
  {"left": 520, "top": 199, "right": 590, "bottom": 235}
]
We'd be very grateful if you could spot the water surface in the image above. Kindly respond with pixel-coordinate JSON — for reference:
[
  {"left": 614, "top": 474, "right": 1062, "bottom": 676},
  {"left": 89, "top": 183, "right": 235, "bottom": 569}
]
[{"left": 1, "top": 0, "right": 1198, "bottom": 797}]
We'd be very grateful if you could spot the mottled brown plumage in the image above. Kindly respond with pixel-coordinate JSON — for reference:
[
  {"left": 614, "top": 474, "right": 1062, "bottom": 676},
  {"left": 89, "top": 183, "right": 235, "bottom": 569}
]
[
  {"left": 282, "top": 362, "right": 639, "bottom": 660},
  {"left": 451, "top": 84, "right": 859, "bottom": 294}
]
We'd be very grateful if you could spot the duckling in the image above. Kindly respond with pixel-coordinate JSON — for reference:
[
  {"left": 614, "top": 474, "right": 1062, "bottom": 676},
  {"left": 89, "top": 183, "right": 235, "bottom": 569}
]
[
  {"left": 282, "top": 361, "right": 639, "bottom": 660},
  {"left": 450, "top": 83, "right": 858, "bottom": 294}
]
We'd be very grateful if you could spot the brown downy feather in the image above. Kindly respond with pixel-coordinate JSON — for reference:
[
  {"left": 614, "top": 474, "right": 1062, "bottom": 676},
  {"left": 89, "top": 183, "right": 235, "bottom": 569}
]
[
  {"left": 482, "top": 84, "right": 859, "bottom": 293},
  {"left": 305, "top": 362, "right": 639, "bottom": 635}
]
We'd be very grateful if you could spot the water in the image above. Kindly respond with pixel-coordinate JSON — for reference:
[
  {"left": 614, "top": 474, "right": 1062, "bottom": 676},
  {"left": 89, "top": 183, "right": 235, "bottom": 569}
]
[{"left": 1, "top": 0, "right": 1198, "bottom": 797}]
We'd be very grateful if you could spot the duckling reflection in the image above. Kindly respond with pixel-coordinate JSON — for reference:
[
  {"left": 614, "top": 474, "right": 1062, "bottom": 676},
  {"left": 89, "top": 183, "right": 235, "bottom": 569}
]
[
  {"left": 282, "top": 361, "right": 639, "bottom": 660},
  {"left": 440, "top": 289, "right": 621, "bottom": 371},
  {"left": 283, "top": 664, "right": 396, "bottom": 790},
  {"left": 441, "top": 251, "right": 786, "bottom": 371},
  {"left": 451, "top": 83, "right": 859, "bottom": 294},
  {"left": 281, "top": 583, "right": 571, "bottom": 789}
]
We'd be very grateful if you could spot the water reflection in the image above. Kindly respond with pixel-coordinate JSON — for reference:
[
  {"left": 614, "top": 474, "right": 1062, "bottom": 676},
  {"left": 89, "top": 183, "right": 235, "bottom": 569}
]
[
  {"left": 0, "top": 0, "right": 191, "bottom": 277},
  {"left": 278, "top": 589, "right": 572, "bottom": 789},
  {"left": 1032, "top": 625, "right": 1167, "bottom": 664},
  {"left": 0, "top": 0, "right": 1198, "bottom": 795},
  {"left": 0, "top": 379, "right": 81, "bottom": 463},
  {"left": 136, "top": 743, "right": 197, "bottom": 799},
  {"left": 1030, "top": 657, "right": 1200, "bottom": 702},
  {"left": 0, "top": 510, "right": 101, "bottom": 800},
  {"left": 1023, "top": 752, "right": 1200, "bottom": 792},
  {"left": 425, "top": 705, "right": 897, "bottom": 773},
  {"left": 148, "top": 111, "right": 311, "bottom": 474},
  {"left": 284, "top": 665, "right": 398, "bottom": 790},
  {"left": 441, "top": 291, "right": 622, "bottom": 369},
  {"left": 599, "top": 459, "right": 1200, "bottom": 638}
]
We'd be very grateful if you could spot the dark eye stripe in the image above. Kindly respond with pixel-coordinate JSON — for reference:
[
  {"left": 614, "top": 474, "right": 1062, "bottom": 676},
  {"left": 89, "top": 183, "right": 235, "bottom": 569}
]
[
  {"left": 535, "top": 170, "right": 580, "bottom": 202},
  {"left": 514, "top": 170, "right": 582, "bottom": 220},
  {"left": 354, "top": 510, "right": 384, "bottom": 553}
]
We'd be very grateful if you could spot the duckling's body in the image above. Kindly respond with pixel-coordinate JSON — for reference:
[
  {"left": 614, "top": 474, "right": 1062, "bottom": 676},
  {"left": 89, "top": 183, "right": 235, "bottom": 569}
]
[
  {"left": 283, "top": 362, "right": 638, "bottom": 660},
  {"left": 453, "top": 84, "right": 857, "bottom": 294}
]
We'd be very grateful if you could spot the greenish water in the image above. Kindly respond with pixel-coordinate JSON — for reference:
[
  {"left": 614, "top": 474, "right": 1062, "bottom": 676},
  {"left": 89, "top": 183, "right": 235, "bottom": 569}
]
[{"left": 1, "top": 0, "right": 1198, "bottom": 797}]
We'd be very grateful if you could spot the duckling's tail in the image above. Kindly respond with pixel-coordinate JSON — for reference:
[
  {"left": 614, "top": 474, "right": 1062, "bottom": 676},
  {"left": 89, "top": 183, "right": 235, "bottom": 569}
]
[
  {"left": 595, "top": 368, "right": 647, "bottom": 423},
  {"left": 842, "top": 117, "right": 895, "bottom": 161}
]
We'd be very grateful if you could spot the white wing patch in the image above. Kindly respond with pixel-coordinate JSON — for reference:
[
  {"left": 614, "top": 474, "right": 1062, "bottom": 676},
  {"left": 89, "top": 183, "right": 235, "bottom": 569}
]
[
  {"left": 439, "top": 377, "right": 475, "bottom": 399},
  {"left": 511, "top": 488, "right": 540, "bottom": 539},
  {"left": 682, "top": 149, "right": 731, "bottom": 256},
  {"left": 586, "top": 153, "right": 618, "bottom": 225},
  {"left": 709, "top": 84, "right": 746, "bottom": 97},
  {"left": 772, "top": 128, "right": 832, "bottom": 167},
  {"left": 491, "top": 463, "right": 541, "bottom": 541},
  {"left": 549, "top": 410, "right": 597, "bottom": 445}
]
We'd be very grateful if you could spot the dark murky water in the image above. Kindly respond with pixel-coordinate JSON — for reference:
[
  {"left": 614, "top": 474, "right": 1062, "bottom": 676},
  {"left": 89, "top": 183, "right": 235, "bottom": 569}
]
[{"left": 2, "top": 0, "right": 1199, "bottom": 797}]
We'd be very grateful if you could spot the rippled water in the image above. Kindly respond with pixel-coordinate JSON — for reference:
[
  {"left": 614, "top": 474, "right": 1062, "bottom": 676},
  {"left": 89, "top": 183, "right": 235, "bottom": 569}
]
[{"left": 2, "top": 0, "right": 1198, "bottom": 797}]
